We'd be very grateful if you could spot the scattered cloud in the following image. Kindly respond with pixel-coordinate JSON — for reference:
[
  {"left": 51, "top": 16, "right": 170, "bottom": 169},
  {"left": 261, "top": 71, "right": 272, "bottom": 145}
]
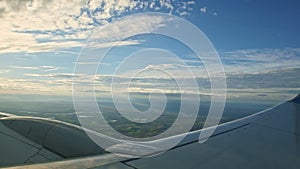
[
  {"left": 25, "top": 73, "right": 83, "bottom": 78},
  {"left": 0, "top": 36, "right": 83, "bottom": 53},
  {"left": 187, "top": 1, "right": 196, "bottom": 5},
  {"left": 38, "top": 66, "right": 61, "bottom": 71},
  {"left": 0, "top": 69, "right": 10, "bottom": 74},
  {"left": 0, "top": 66, "right": 299, "bottom": 105},
  {"left": 90, "top": 14, "right": 167, "bottom": 43},
  {"left": 200, "top": 6, "right": 207, "bottom": 13},
  {"left": 12, "top": 65, "right": 61, "bottom": 71},
  {"left": 0, "top": 77, "right": 70, "bottom": 95},
  {"left": 87, "top": 40, "right": 143, "bottom": 49},
  {"left": 0, "top": 0, "right": 195, "bottom": 54},
  {"left": 12, "top": 66, "right": 39, "bottom": 70},
  {"left": 221, "top": 48, "right": 300, "bottom": 75},
  {"left": 2, "top": 47, "right": 298, "bottom": 100}
]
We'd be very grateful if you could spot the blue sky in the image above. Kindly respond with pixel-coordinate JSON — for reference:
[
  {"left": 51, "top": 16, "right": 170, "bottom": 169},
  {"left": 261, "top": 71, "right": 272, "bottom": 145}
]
[
  {"left": 0, "top": 0, "right": 299, "bottom": 104},
  {"left": 191, "top": 0, "right": 300, "bottom": 50}
]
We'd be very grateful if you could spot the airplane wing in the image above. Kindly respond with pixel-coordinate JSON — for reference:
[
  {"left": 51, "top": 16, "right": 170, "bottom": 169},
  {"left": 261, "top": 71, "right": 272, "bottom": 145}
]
[{"left": 1, "top": 94, "right": 299, "bottom": 169}]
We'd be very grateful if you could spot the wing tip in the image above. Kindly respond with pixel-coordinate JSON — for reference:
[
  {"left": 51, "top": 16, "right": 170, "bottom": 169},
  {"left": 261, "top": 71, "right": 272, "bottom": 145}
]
[
  {"left": 289, "top": 93, "right": 300, "bottom": 103},
  {"left": 0, "top": 112, "right": 15, "bottom": 118}
]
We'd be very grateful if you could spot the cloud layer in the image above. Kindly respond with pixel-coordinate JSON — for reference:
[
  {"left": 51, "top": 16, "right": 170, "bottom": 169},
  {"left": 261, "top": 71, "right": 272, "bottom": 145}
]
[{"left": 0, "top": 47, "right": 299, "bottom": 105}]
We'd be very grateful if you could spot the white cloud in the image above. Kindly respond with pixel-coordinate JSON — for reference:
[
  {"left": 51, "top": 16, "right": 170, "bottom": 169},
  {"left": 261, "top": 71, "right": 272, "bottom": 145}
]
[
  {"left": 0, "top": 69, "right": 10, "bottom": 74},
  {"left": 0, "top": 34, "right": 83, "bottom": 53},
  {"left": 12, "top": 66, "right": 39, "bottom": 70},
  {"left": 12, "top": 65, "right": 61, "bottom": 71},
  {"left": 0, "top": 77, "right": 70, "bottom": 95},
  {"left": 200, "top": 6, "right": 207, "bottom": 13},
  {"left": 24, "top": 73, "right": 84, "bottom": 78},
  {"left": 187, "top": 1, "right": 196, "bottom": 5},
  {"left": 90, "top": 14, "right": 167, "bottom": 42},
  {"left": 87, "top": 40, "right": 142, "bottom": 49},
  {"left": 38, "top": 66, "right": 61, "bottom": 71}
]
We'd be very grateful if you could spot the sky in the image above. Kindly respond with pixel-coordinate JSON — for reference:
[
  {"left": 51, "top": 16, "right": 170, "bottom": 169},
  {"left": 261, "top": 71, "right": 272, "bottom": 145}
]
[
  {"left": 193, "top": 0, "right": 300, "bottom": 50},
  {"left": 0, "top": 0, "right": 299, "bottom": 105}
]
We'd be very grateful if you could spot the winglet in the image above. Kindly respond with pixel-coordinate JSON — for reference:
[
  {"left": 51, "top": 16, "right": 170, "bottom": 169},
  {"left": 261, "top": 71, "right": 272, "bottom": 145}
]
[
  {"left": 289, "top": 93, "right": 300, "bottom": 103},
  {"left": 0, "top": 112, "right": 14, "bottom": 118}
]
